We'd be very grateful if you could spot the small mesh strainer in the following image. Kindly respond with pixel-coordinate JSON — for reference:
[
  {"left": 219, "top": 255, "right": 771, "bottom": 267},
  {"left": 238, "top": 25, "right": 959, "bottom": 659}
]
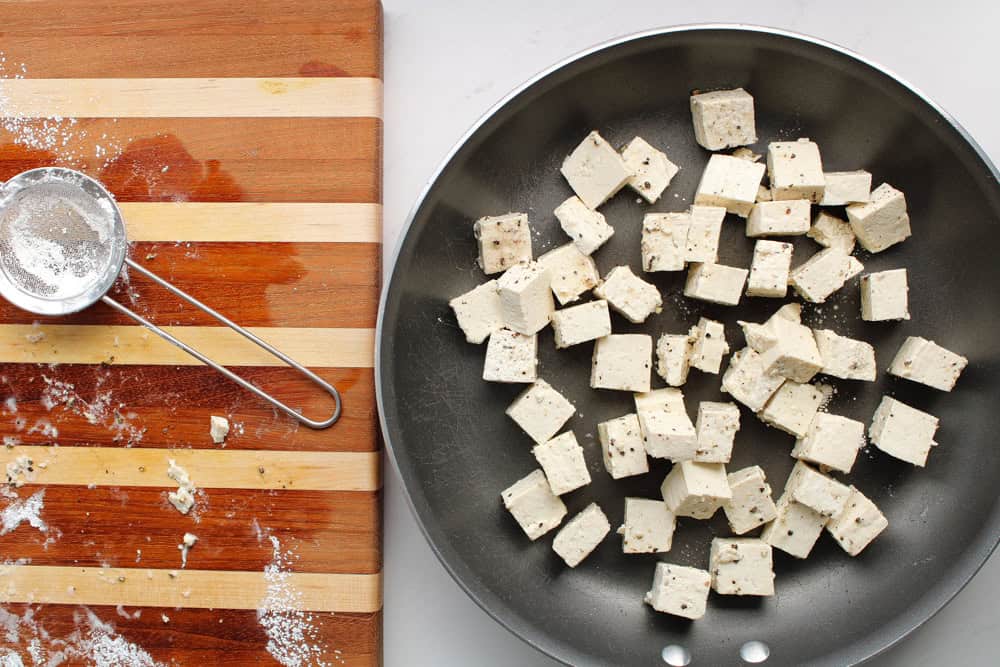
[{"left": 0, "top": 167, "right": 341, "bottom": 428}]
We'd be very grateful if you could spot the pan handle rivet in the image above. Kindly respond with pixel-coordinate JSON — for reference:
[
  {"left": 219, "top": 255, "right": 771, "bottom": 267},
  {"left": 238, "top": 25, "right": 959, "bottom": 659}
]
[
  {"left": 661, "top": 644, "right": 691, "bottom": 666},
  {"left": 740, "top": 640, "right": 770, "bottom": 663}
]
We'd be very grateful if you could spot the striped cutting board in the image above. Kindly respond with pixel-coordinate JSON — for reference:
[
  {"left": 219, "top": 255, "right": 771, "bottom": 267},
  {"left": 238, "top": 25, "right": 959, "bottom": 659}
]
[{"left": 0, "top": 1, "right": 382, "bottom": 665}]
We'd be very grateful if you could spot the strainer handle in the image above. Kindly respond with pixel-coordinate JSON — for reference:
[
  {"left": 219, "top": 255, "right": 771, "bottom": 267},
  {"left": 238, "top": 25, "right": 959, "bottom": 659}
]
[{"left": 99, "top": 258, "right": 342, "bottom": 429}]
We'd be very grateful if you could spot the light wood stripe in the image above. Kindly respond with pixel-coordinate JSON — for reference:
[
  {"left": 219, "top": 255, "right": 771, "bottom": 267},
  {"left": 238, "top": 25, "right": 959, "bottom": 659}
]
[
  {"left": 0, "top": 325, "right": 374, "bottom": 367},
  {"left": 1, "top": 446, "right": 380, "bottom": 491},
  {"left": 119, "top": 203, "right": 381, "bottom": 243},
  {"left": 0, "top": 77, "right": 383, "bottom": 118},
  {"left": 0, "top": 565, "right": 382, "bottom": 613}
]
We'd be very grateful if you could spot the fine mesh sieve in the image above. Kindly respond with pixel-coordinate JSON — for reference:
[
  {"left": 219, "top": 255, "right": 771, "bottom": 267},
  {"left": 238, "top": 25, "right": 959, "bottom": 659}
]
[{"left": 0, "top": 168, "right": 341, "bottom": 428}]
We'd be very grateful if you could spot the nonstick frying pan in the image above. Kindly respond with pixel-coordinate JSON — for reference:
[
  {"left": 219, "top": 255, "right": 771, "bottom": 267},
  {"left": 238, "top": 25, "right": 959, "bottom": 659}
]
[{"left": 377, "top": 25, "right": 1000, "bottom": 666}]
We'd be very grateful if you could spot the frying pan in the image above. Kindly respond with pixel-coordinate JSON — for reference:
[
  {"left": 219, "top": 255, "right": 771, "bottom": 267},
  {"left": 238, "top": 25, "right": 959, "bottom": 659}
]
[{"left": 377, "top": 25, "right": 1000, "bottom": 666}]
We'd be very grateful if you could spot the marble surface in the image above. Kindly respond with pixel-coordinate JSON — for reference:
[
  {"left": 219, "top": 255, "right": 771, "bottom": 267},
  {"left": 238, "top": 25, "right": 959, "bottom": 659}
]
[{"left": 381, "top": 1, "right": 999, "bottom": 664}]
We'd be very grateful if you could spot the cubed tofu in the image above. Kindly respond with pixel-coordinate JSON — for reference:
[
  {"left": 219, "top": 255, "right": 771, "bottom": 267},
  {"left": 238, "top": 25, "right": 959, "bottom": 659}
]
[
  {"left": 473, "top": 213, "right": 532, "bottom": 275},
  {"left": 738, "top": 304, "right": 800, "bottom": 353},
  {"left": 594, "top": 266, "right": 662, "bottom": 323},
  {"left": 560, "top": 131, "right": 631, "bottom": 209},
  {"left": 860, "top": 269, "right": 910, "bottom": 321},
  {"left": 792, "top": 412, "right": 866, "bottom": 474},
  {"left": 710, "top": 538, "right": 775, "bottom": 596},
  {"left": 660, "top": 461, "right": 732, "bottom": 519},
  {"left": 821, "top": 170, "right": 872, "bottom": 206},
  {"left": 622, "top": 136, "right": 679, "bottom": 203},
  {"left": 505, "top": 379, "right": 575, "bottom": 443},
  {"left": 210, "top": 415, "right": 229, "bottom": 444},
  {"left": 639, "top": 408, "right": 698, "bottom": 461},
  {"left": 641, "top": 212, "right": 690, "bottom": 272},
  {"left": 598, "top": 413, "right": 649, "bottom": 479},
  {"left": 689, "top": 317, "right": 730, "bottom": 374},
  {"left": 846, "top": 183, "right": 911, "bottom": 253},
  {"left": 554, "top": 196, "right": 615, "bottom": 255},
  {"left": 532, "top": 431, "right": 591, "bottom": 495},
  {"left": 551, "top": 300, "right": 612, "bottom": 349},
  {"left": 690, "top": 88, "right": 757, "bottom": 151},
  {"left": 784, "top": 461, "right": 851, "bottom": 518},
  {"left": 759, "top": 381, "right": 826, "bottom": 438},
  {"left": 694, "top": 154, "right": 766, "bottom": 218},
  {"left": 721, "top": 348, "right": 785, "bottom": 412},
  {"left": 552, "top": 503, "right": 611, "bottom": 567},
  {"left": 807, "top": 211, "right": 856, "bottom": 253},
  {"left": 496, "top": 262, "right": 554, "bottom": 335},
  {"left": 483, "top": 329, "right": 537, "bottom": 383},
  {"left": 685, "top": 205, "right": 726, "bottom": 263},
  {"left": 761, "top": 492, "right": 827, "bottom": 558},
  {"left": 644, "top": 562, "right": 712, "bottom": 620},
  {"left": 869, "top": 396, "right": 939, "bottom": 466},
  {"left": 618, "top": 497, "right": 675, "bottom": 554},
  {"left": 813, "top": 329, "right": 877, "bottom": 381},
  {"left": 450, "top": 279, "right": 504, "bottom": 344},
  {"left": 537, "top": 243, "right": 600, "bottom": 305},
  {"left": 501, "top": 469, "right": 567, "bottom": 540},
  {"left": 591, "top": 334, "right": 653, "bottom": 392},
  {"left": 827, "top": 487, "right": 888, "bottom": 556},
  {"left": 747, "top": 240, "right": 793, "bottom": 298},
  {"left": 695, "top": 401, "right": 740, "bottom": 463},
  {"left": 724, "top": 466, "right": 778, "bottom": 535},
  {"left": 767, "top": 139, "right": 825, "bottom": 203},
  {"left": 789, "top": 247, "right": 863, "bottom": 304},
  {"left": 758, "top": 315, "right": 823, "bottom": 383},
  {"left": 888, "top": 336, "right": 968, "bottom": 391},
  {"left": 684, "top": 262, "right": 749, "bottom": 306},
  {"left": 634, "top": 387, "right": 687, "bottom": 414},
  {"left": 656, "top": 333, "right": 694, "bottom": 387},
  {"left": 746, "top": 199, "right": 811, "bottom": 237}
]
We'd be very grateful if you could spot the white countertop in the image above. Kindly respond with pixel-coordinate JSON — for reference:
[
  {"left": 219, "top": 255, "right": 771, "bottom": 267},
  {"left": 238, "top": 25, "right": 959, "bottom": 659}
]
[{"left": 381, "top": 1, "right": 1000, "bottom": 664}]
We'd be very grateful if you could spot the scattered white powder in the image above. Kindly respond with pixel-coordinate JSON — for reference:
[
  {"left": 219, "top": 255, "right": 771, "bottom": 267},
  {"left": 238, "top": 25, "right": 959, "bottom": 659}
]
[
  {"left": 26, "top": 418, "right": 57, "bottom": 439},
  {"left": 4, "top": 455, "right": 35, "bottom": 487},
  {"left": 178, "top": 532, "right": 198, "bottom": 568},
  {"left": 3, "top": 397, "right": 16, "bottom": 414},
  {"left": 0, "top": 490, "right": 46, "bottom": 536},
  {"left": 38, "top": 375, "right": 145, "bottom": 445}
]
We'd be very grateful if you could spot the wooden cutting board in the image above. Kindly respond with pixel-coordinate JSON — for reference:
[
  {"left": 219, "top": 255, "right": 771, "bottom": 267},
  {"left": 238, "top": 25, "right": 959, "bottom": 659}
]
[{"left": 0, "top": 1, "right": 382, "bottom": 665}]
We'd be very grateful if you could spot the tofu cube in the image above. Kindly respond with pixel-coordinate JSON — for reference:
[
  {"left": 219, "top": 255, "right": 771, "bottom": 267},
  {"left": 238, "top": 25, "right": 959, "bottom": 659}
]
[
  {"left": 747, "top": 240, "right": 793, "bottom": 298},
  {"left": 685, "top": 205, "right": 726, "bottom": 263},
  {"left": 644, "top": 562, "right": 712, "bottom": 619},
  {"left": 618, "top": 497, "right": 675, "bottom": 554},
  {"left": 784, "top": 461, "right": 851, "bottom": 518},
  {"left": 695, "top": 401, "right": 740, "bottom": 463},
  {"left": 789, "top": 247, "right": 864, "bottom": 304},
  {"left": 210, "top": 415, "right": 229, "bottom": 444},
  {"left": 759, "top": 381, "right": 826, "bottom": 438},
  {"left": 821, "top": 170, "right": 872, "bottom": 206},
  {"left": 724, "top": 466, "right": 778, "bottom": 535},
  {"left": 888, "top": 336, "right": 968, "bottom": 391},
  {"left": 641, "top": 212, "right": 690, "bottom": 272},
  {"left": 827, "top": 487, "right": 888, "bottom": 556},
  {"left": 846, "top": 183, "right": 911, "bottom": 252},
  {"left": 554, "top": 195, "right": 615, "bottom": 255},
  {"left": 792, "top": 412, "right": 866, "bottom": 474},
  {"left": 639, "top": 408, "right": 698, "bottom": 461},
  {"left": 758, "top": 316, "right": 823, "bottom": 383},
  {"left": 660, "top": 461, "right": 732, "bottom": 519},
  {"left": 761, "top": 493, "right": 827, "bottom": 558},
  {"left": 684, "top": 262, "right": 749, "bottom": 306},
  {"left": 483, "top": 329, "right": 537, "bottom": 383},
  {"left": 552, "top": 503, "right": 610, "bottom": 567},
  {"left": 656, "top": 333, "right": 694, "bottom": 387},
  {"left": 450, "top": 279, "right": 504, "bottom": 344},
  {"left": 496, "top": 262, "right": 554, "bottom": 335},
  {"left": 813, "top": 329, "right": 877, "bottom": 381},
  {"left": 532, "top": 431, "right": 591, "bottom": 495},
  {"left": 537, "top": 243, "right": 600, "bottom": 305},
  {"left": 689, "top": 317, "right": 730, "bottom": 374},
  {"left": 694, "top": 154, "right": 766, "bottom": 218},
  {"left": 869, "top": 396, "right": 939, "bottom": 466},
  {"left": 746, "top": 199, "right": 811, "bottom": 237},
  {"left": 721, "top": 348, "right": 785, "bottom": 412},
  {"left": 505, "top": 379, "right": 574, "bottom": 443},
  {"left": 767, "top": 139, "right": 825, "bottom": 203},
  {"left": 594, "top": 266, "right": 662, "bottom": 323},
  {"left": 591, "top": 334, "right": 652, "bottom": 392},
  {"left": 621, "top": 136, "right": 679, "bottom": 203},
  {"left": 807, "top": 211, "right": 856, "bottom": 253},
  {"left": 501, "top": 469, "right": 567, "bottom": 540},
  {"left": 473, "top": 213, "right": 532, "bottom": 275},
  {"left": 738, "top": 303, "right": 801, "bottom": 352},
  {"left": 710, "top": 538, "right": 775, "bottom": 596},
  {"left": 551, "top": 300, "right": 612, "bottom": 349},
  {"left": 861, "top": 269, "right": 910, "bottom": 321},
  {"left": 560, "top": 131, "right": 631, "bottom": 209},
  {"left": 689, "top": 88, "right": 757, "bottom": 151},
  {"left": 634, "top": 387, "right": 687, "bottom": 415},
  {"left": 598, "top": 413, "right": 649, "bottom": 479}
]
